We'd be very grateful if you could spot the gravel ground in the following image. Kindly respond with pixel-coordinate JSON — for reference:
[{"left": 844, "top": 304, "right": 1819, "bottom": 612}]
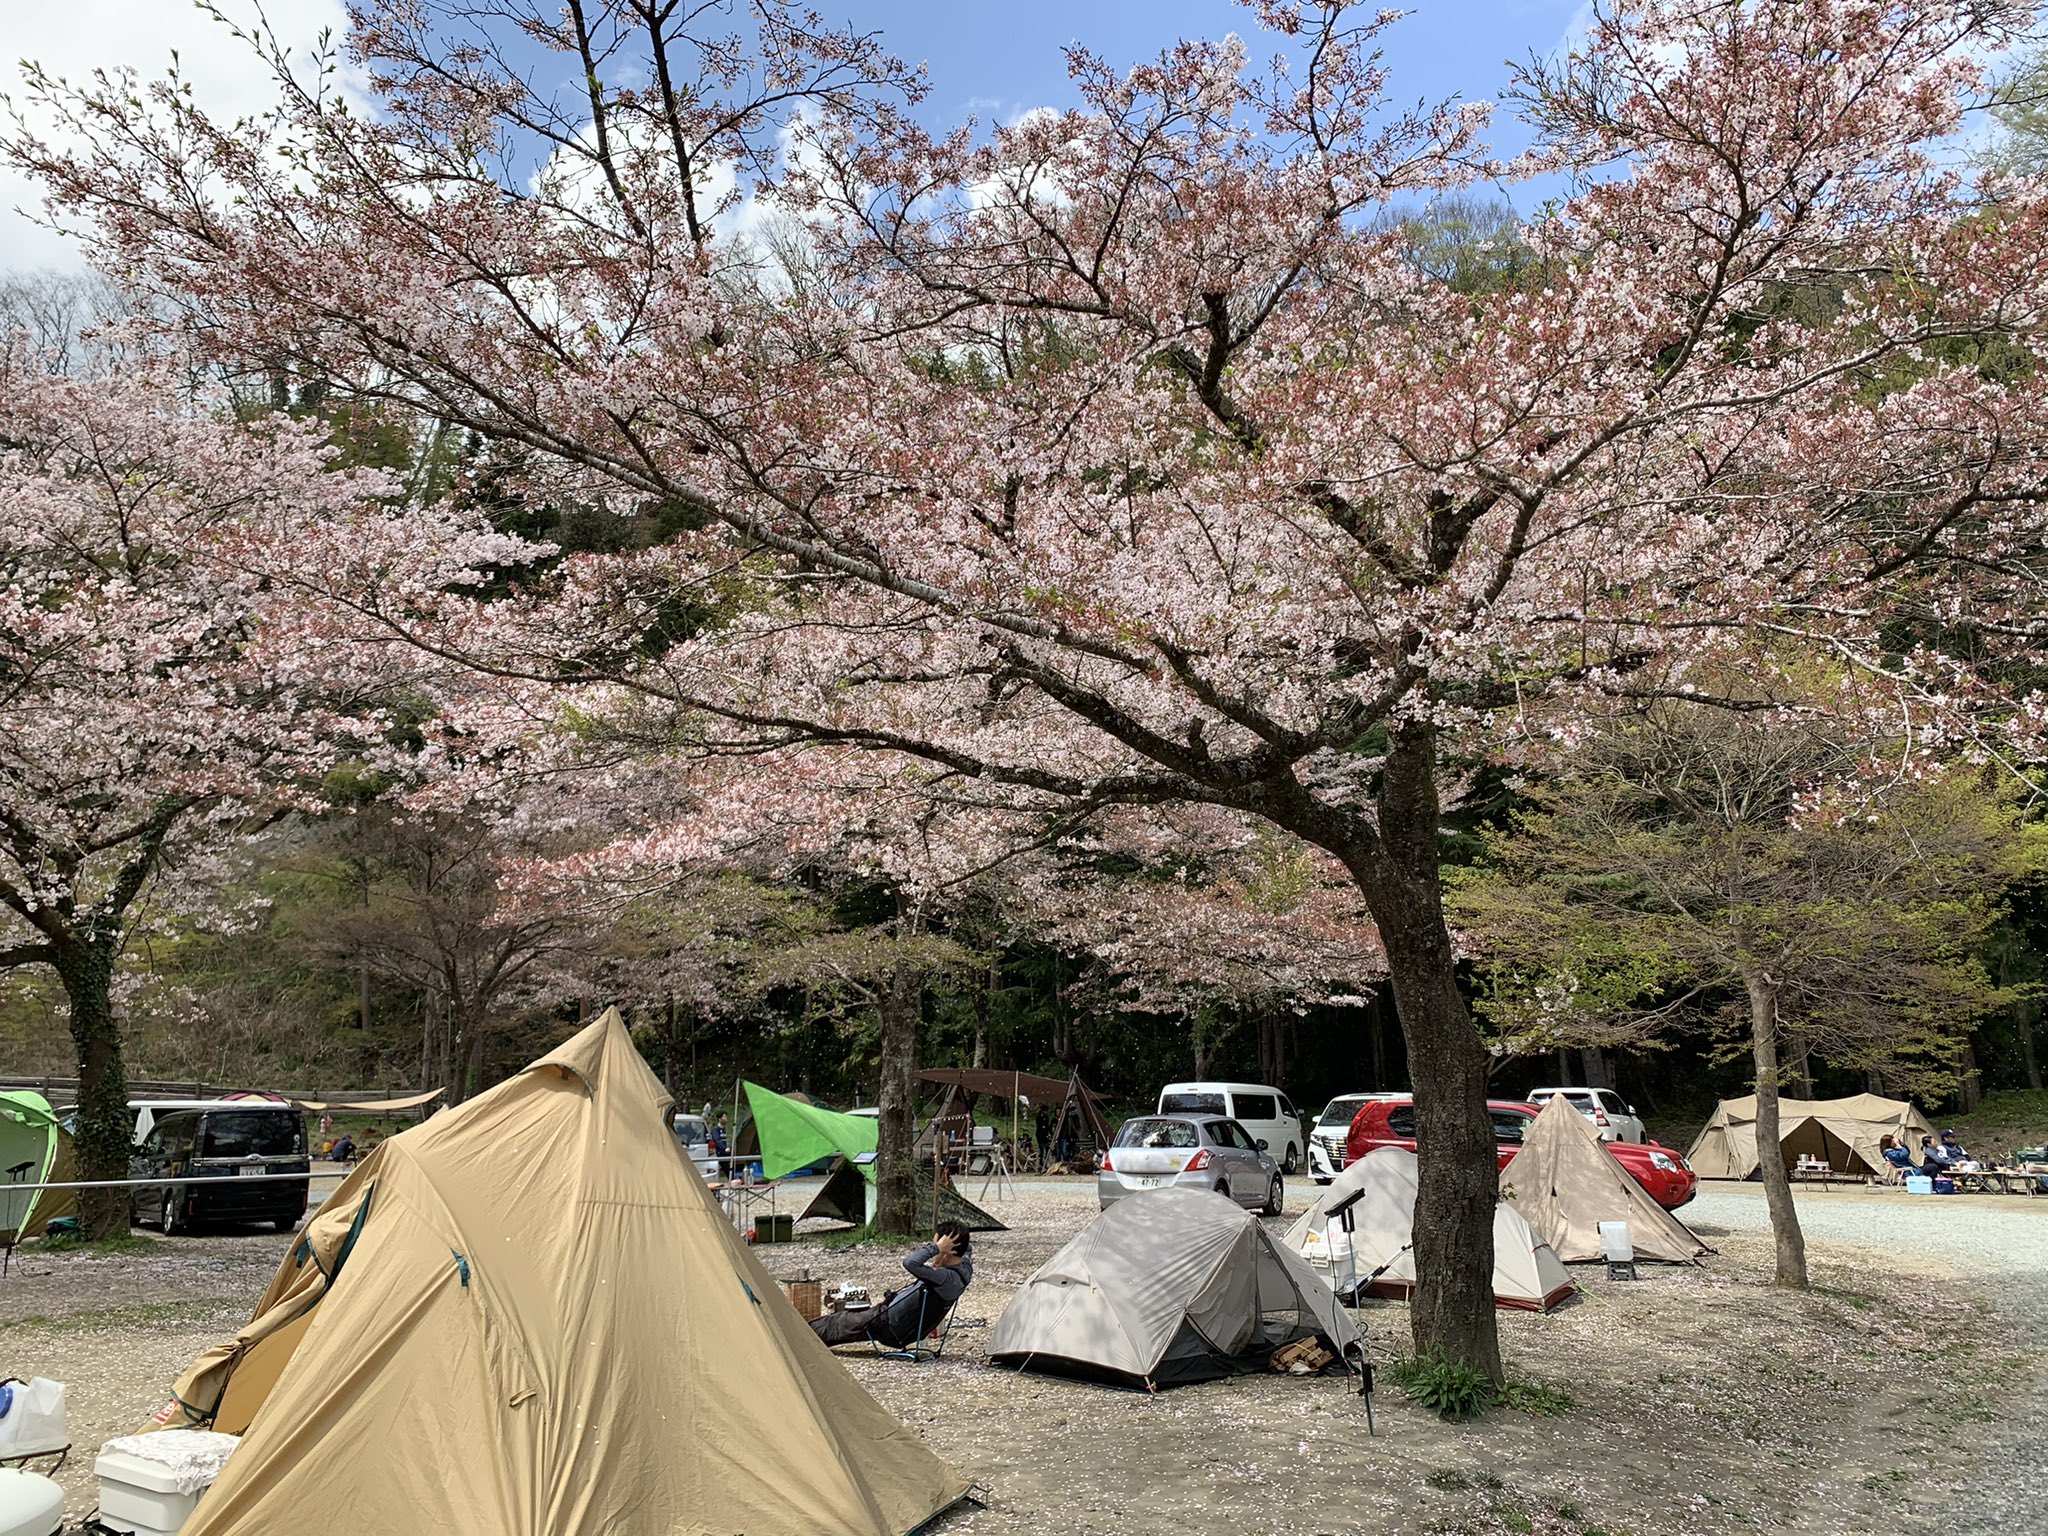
[
  {"left": 4, "top": 1175, "right": 2042, "bottom": 1535},
  {"left": 1686, "top": 1184, "right": 2048, "bottom": 1536}
]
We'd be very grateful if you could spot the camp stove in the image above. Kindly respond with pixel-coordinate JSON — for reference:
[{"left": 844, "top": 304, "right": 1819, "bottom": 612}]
[{"left": 826, "top": 1283, "right": 872, "bottom": 1312}]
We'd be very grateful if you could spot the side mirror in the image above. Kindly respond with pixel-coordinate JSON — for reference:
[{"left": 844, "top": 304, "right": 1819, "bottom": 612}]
[
  {"left": 1627, "top": 1105, "right": 1638, "bottom": 1116},
  {"left": 1256, "top": 1138, "right": 1269, "bottom": 1150}
]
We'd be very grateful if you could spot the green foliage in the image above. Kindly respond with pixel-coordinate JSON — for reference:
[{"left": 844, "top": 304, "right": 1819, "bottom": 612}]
[
  {"left": 1385, "top": 1353, "right": 1497, "bottom": 1421},
  {"left": 1448, "top": 692, "right": 2046, "bottom": 1093},
  {"left": 1496, "top": 1376, "right": 1576, "bottom": 1416},
  {"left": 1389, "top": 1356, "right": 1577, "bottom": 1423}
]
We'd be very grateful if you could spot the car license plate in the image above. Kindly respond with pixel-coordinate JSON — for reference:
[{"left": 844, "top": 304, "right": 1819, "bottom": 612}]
[
  {"left": 1130, "top": 1175, "right": 1164, "bottom": 1188},
  {"left": 238, "top": 1165, "right": 265, "bottom": 1176}
]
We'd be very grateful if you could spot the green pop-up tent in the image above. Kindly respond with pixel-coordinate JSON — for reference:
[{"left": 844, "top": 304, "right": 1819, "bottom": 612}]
[
  {"left": 742, "top": 1082, "right": 878, "bottom": 1179},
  {"left": 1, "top": 1090, "right": 62, "bottom": 1244}
]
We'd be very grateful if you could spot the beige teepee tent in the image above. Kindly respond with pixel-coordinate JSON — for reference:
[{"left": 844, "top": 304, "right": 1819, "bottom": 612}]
[
  {"left": 1685, "top": 1093, "right": 1934, "bottom": 1179},
  {"left": 149, "top": 1008, "right": 969, "bottom": 1536},
  {"left": 1503, "top": 1096, "right": 1707, "bottom": 1264},
  {"left": 1285, "top": 1147, "right": 1574, "bottom": 1312}
]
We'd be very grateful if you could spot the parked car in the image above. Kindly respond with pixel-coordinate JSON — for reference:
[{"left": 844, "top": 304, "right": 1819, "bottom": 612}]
[
  {"left": 1098, "top": 1114, "right": 1285, "bottom": 1215},
  {"left": 131, "top": 1103, "right": 311, "bottom": 1234},
  {"left": 1525, "top": 1086, "right": 1647, "bottom": 1144},
  {"left": 671, "top": 1113, "right": 718, "bottom": 1179},
  {"left": 1344, "top": 1097, "right": 1697, "bottom": 1209},
  {"left": 1156, "top": 1082, "right": 1305, "bottom": 1174},
  {"left": 1307, "top": 1092, "right": 1409, "bottom": 1183}
]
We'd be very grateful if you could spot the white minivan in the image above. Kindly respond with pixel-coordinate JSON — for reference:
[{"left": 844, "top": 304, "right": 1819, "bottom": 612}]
[{"left": 1155, "top": 1082, "right": 1305, "bottom": 1174}]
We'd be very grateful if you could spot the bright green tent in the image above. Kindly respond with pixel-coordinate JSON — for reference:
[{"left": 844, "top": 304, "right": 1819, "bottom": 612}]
[
  {"left": 742, "top": 1082, "right": 878, "bottom": 1180},
  {"left": 0, "top": 1090, "right": 61, "bottom": 1242}
]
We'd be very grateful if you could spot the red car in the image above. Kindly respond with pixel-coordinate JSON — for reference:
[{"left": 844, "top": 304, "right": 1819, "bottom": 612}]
[{"left": 1345, "top": 1098, "right": 1697, "bottom": 1210}]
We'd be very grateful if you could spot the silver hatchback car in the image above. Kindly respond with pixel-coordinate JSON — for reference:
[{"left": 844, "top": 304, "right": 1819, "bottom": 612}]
[{"left": 1097, "top": 1114, "right": 1284, "bottom": 1215}]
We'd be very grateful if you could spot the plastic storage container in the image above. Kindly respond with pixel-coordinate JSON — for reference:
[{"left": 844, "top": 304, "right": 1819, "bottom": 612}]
[
  {"left": 0, "top": 1467, "right": 64, "bottom": 1536},
  {"left": 95, "top": 1448, "right": 212, "bottom": 1534}
]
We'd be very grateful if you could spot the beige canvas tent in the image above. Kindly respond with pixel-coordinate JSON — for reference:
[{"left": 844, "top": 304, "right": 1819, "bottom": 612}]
[
  {"left": 1685, "top": 1093, "right": 1935, "bottom": 1180},
  {"left": 1285, "top": 1147, "right": 1574, "bottom": 1312},
  {"left": 1503, "top": 1096, "right": 1708, "bottom": 1264},
  {"left": 149, "top": 1008, "right": 969, "bottom": 1536}
]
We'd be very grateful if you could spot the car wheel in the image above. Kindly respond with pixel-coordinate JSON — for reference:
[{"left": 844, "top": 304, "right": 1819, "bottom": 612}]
[
  {"left": 1214, "top": 1181, "right": 1231, "bottom": 1205},
  {"left": 1282, "top": 1144, "right": 1300, "bottom": 1176},
  {"left": 1263, "top": 1175, "right": 1284, "bottom": 1217},
  {"left": 271, "top": 1214, "right": 298, "bottom": 1234},
  {"left": 161, "top": 1191, "right": 184, "bottom": 1236}
]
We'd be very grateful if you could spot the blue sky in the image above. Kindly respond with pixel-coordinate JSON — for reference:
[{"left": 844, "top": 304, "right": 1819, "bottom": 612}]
[
  {"left": 1, "top": 1, "right": 1591, "bottom": 270},
  {"left": 837, "top": 1, "right": 1586, "bottom": 135}
]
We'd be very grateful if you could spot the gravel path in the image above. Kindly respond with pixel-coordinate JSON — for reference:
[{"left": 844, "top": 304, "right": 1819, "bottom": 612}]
[{"left": 1688, "top": 1184, "right": 2048, "bottom": 1535}]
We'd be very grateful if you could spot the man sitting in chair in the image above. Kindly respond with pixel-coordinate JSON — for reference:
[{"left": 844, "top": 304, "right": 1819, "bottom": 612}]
[{"left": 811, "top": 1220, "right": 973, "bottom": 1349}]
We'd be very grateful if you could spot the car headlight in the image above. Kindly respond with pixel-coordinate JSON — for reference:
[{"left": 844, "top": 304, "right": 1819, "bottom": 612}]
[{"left": 1648, "top": 1151, "right": 1678, "bottom": 1171}]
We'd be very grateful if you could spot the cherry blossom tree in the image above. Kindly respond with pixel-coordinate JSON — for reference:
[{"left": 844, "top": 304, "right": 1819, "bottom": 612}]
[
  {"left": 15, "top": 0, "right": 2048, "bottom": 1371},
  {"left": 0, "top": 354, "right": 413, "bottom": 1234}
]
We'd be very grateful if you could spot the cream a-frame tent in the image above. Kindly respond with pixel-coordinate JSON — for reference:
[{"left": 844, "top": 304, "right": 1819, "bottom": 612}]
[
  {"left": 1285, "top": 1147, "right": 1574, "bottom": 1312},
  {"left": 1685, "top": 1093, "right": 1934, "bottom": 1179},
  {"left": 988, "top": 1186, "right": 1359, "bottom": 1389},
  {"left": 152, "top": 1009, "right": 969, "bottom": 1536},
  {"left": 1503, "top": 1096, "right": 1708, "bottom": 1264}
]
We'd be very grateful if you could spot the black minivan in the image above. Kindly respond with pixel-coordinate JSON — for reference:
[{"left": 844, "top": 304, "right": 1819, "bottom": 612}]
[{"left": 130, "top": 1105, "right": 311, "bottom": 1234}]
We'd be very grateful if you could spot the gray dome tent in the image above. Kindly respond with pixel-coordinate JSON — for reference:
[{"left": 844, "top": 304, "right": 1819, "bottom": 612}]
[{"left": 987, "top": 1186, "right": 1359, "bottom": 1390}]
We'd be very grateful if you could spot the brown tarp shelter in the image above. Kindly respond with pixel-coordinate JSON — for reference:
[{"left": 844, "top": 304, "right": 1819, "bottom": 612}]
[
  {"left": 149, "top": 1008, "right": 969, "bottom": 1536},
  {"left": 1685, "top": 1093, "right": 1935, "bottom": 1179},
  {"left": 915, "top": 1067, "right": 1113, "bottom": 1158},
  {"left": 289, "top": 1088, "right": 444, "bottom": 1114},
  {"left": 1503, "top": 1096, "right": 1708, "bottom": 1264}
]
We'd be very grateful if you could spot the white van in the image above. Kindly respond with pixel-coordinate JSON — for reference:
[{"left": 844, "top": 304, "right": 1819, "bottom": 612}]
[{"left": 1155, "top": 1082, "right": 1305, "bottom": 1174}]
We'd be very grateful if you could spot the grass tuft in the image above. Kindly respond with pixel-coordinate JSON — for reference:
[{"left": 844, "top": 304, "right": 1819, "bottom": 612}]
[{"left": 1386, "top": 1355, "right": 1577, "bottom": 1422}]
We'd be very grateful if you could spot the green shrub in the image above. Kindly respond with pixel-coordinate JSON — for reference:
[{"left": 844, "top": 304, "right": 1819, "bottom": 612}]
[
  {"left": 1386, "top": 1354, "right": 1496, "bottom": 1422},
  {"left": 1385, "top": 1356, "right": 1577, "bottom": 1422}
]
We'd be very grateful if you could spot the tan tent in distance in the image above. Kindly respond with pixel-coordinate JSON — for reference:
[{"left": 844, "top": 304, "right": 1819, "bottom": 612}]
[
  {"left": 1286, "top": 1147, "right": 1574, "bottom": 1312},
  {"left": 150, "top": 1008, "right": 969, "bottom": 1536},
  {"left": 1685, "top": 1093, "right": 1935, "bottom": 1180},
  {"left": 1504, "top": 1096, "right": 1708, "bottom": 1264}
]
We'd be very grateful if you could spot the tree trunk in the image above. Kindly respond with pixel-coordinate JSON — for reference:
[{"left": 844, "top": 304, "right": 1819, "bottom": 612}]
[
  {"left": 1957, "top": 1034, "right": 1983, "bottom": 1113},
  {"left": 1324, "top": 723, "right": 1501, "bottom": 1383},
  {"left": 971, "top": 957, "right": 992, "bottom": 1071},
  {"left": 1745, "top": 974, "right": 1808, "bottom": 1289},
  {"left": 873, "top": 956, "right": 922, "bottom": 1235},
  {"left": 54, "top": 939, "right": 130, "bottom": 1240},
  {"left": 1788, "top": 1033, "right": 1816, "bottom": 1100},
  {"left": 2020, "top": 1006, "right": 2042, "bottom": 1093},
  {"left": 1577, "top": 1046, "right": 1614, "bottom": 1091}
]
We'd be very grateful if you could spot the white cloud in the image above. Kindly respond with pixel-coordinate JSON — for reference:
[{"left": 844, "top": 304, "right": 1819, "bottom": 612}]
[{"left": 2, "top": 0, "right": 350, "bottom": 272}]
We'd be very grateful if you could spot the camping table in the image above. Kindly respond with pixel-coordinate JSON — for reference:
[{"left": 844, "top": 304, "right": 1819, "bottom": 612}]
[
  {"left": 1789, "top": 1161, "right": 1839, "bottom": 1189},
  {"left": 718, "top": 1178, "right": 781, "bottom": 1233},
  {"left": 1949, "top": 1168, "right": 2005, "bottom": 1194}
]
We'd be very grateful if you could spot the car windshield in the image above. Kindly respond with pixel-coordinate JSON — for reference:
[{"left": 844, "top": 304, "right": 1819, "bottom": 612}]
[
  {"left": 672, "top": 1117, "right": 709, "bottom": 1141},
  {"left": 199, "top": 1112, "right": 304, "bottom": 1158},
  {"left": 1318, "top": 1097, "right": 1365, "bottom": 1128},
  {"left": 1160, "top": 1092, "right": 1226, "bottom": 1115},
  {"left": 1116, "top": 1118, "right": 1199, "bottom": 1150}
]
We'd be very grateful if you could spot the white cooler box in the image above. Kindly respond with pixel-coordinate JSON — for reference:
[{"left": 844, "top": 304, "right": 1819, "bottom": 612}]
[
  {"left": 0, "top": 1467, "right": 64, "bottom": 1536},
  {"left": 94, "top": 1431, "right": 239, "bottom": 1535}
]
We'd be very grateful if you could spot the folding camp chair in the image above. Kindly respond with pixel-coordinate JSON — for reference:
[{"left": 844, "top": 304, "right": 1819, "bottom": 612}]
[{"left": 869, "top": 1286, "right": 958, "bottom": 1363}]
